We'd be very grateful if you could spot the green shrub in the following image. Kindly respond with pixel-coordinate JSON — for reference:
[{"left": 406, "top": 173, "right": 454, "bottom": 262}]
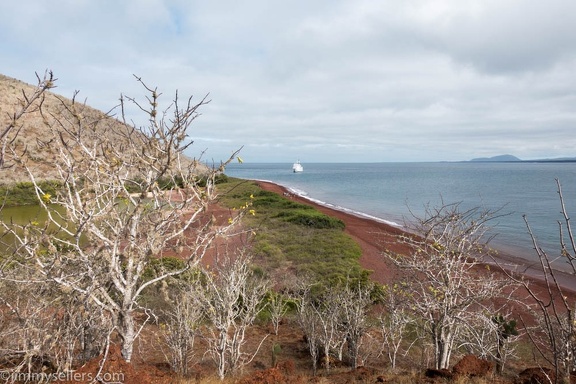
[
  {"left": 142, "top": 256, "right": 186, "bottom": 281},
  {"left": 275, "top": 210, "right": 345, "bottom": 229},
  {"left": 0, "top": 180, "right": 62, "bottom": 206}
]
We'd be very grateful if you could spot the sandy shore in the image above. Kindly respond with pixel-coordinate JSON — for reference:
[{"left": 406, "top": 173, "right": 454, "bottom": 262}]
[{"left": 255, "top": 180, "right": 576, "bottom": 295}]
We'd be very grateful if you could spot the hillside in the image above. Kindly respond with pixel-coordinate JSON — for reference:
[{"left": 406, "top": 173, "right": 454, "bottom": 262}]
[
  {"left": 470, "top": 154, "right": 576, "bottom": 162},
  {"left": 470, "top": 154, "right": 521, "bottom": 162},
  {"left": 0, "top": 73, "right": 134, "bottom": 183},
  {"left": 0, "top": 73, "right": 206, "bottom": 184}
]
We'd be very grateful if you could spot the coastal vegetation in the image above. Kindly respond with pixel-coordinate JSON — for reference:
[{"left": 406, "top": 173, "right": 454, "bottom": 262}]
[
  {"left": 1, "top": 72, "right": 575, "bottom": 384},
  {"left": 217, "top": 178, "right": 368, "bottom": 287}
]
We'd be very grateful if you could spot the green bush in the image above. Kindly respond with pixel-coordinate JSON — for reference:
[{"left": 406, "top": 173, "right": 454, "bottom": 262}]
[
  {"left": 142, "top": 256, "right": 187, "bottom": 282},
  {"left": 275, "top": 209, "right": 345, "bottom": 229},
  {"left": 0, "top": 180, "right": 62, "bottom": 206}
]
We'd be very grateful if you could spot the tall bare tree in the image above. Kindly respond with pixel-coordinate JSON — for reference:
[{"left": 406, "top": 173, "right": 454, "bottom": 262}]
[
  {"left": 294, "top": 280, "right": 322, "bottom": 375},
  {"left": 1, "top": 76, "right": 246, "bottom": 362},
  {"left": 503, "top": 179, "right": 576, "bottom": 384},
  {"left": 384, "top": 202, "right": 511, "bottom": 369},
  {"left": 159, "top": 280, "right": 204, "bottom": 377}
]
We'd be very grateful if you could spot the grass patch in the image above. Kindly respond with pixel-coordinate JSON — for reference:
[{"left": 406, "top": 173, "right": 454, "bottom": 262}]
[{"left": 217, "top": 178, "right": 369, "bottom": 287}]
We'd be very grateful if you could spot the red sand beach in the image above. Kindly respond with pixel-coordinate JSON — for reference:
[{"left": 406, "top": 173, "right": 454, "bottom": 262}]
[{"left": 255, "top": 180, "right": 576, "bottom": 295}]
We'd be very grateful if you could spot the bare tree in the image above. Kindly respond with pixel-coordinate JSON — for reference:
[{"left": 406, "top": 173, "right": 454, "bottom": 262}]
[
  {"left": 384, "top": 202, "right": 511, "bottom": 369},
  {"left": 294, "top": 278, "right": 371, "bottom": 372},
  {"left": 0, "top": 277, "right": 110, "bottom": 379},
  {"left": 1, "top": 77, "right": 247, "bottom": 363},
  {"left": 503, "top": 179, "right": 576, "bottom": 384},
  {"left": 377, "top": 283, "right": 417, "bottom": 370},
  {"left": 199, "top": 251, "right": 269, "bottom": 380},
  {"left": 159, "top": 281, "right": 204, "bottom": 377},
  {"left": 334, "top": 279, "right": 373, "bottom": 369},
  {"left": 294, "top": 281, "right": 322, "bottom": 375},
  {"left": 314, "top": 290, "right": 343, "bottom": 371},
  {"left": 267, "top": 291, "right": 290, "bottom": 336}
]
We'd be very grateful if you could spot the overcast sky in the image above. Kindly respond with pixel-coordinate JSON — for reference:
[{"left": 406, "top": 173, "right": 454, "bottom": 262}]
[{"left": 2, "top": 1, "right": 576, "bottom": 163}]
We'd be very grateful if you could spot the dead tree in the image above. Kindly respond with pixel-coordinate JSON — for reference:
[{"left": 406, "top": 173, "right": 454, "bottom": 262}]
[
  {"left": 377, "top": 283, "right": 417, "bottom": 370},
  {"left": 159, "top": 281, "right": 204, "bottom": 377},
  {"left": 1, "top": 76, "right": 247, "bottom": 363},
  {"left": 334, "top": 279, "right": 373, "bottom": 369},
  {"left": 384, "top": 201, "right": 511, "bottom": 370},
  {"left": 266, "top": 291, "right": 290, "bottom": 336},
  {"left": 294, "top": 281, "right": 322, "bottom": 375},
  {"left": 503, "top": 179, "right": 576, "bottom": 384},
  {"left": 199, "top": 251, "right": 269, "bottom": 380}
]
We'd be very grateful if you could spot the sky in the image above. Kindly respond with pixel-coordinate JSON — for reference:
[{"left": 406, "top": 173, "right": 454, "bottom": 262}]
[{"left": 1, "top": 1, "right": 576, "bottom": 163}]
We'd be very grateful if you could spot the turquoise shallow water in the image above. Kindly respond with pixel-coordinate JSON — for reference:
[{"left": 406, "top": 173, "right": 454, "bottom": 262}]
[{"left": 225, "top": 162, "right": 576, "bottom": 269}]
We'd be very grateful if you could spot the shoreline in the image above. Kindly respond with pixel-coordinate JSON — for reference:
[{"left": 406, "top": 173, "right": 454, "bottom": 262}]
[{"left": 254, "top": 180, "right": 576, "bottom": 294}]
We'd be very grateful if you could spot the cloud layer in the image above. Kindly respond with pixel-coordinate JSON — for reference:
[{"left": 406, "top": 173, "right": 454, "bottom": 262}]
[{"left": 2, "top": 0, "right": 575, "bottom": 162}]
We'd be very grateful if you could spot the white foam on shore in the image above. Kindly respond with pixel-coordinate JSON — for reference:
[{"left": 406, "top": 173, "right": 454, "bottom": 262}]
[
  {"left": 283, "top": 186, "right": 404, "bottom": 228},
  {"left": 249, "top": 178, "right": 403, "bottom": 228}
]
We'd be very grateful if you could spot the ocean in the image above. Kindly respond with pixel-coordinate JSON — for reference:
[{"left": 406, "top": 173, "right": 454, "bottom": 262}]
[{"left": 225, "top": 162, "right": 576, "bottom": 270}]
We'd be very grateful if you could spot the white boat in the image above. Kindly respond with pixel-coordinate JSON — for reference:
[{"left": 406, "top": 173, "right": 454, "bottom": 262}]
[{"left": 292, "top": 160, "right": 303, "bottom": 173}]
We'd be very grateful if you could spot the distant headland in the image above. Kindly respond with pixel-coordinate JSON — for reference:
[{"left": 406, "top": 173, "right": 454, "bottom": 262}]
[{"left": 469, "top": 154, "right": 576, "bottom": 163}]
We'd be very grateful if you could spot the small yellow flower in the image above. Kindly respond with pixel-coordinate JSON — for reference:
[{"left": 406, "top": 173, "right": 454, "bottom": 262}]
[
  {"left": 249, "top": 209, "right": 256, "bottom": 216},
  {"left": 228, "top": 217, "right": 233, "bottom": 224},
  {"left": 250, "top": 194, "right": 254, "bottom": 199},
  {"left": 41, "top": 193, "right": 51, "bottom": 203}
]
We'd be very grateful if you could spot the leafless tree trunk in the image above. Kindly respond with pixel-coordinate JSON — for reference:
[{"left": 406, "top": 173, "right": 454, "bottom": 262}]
[
  {"left": 295, "top": 282, "right": 322, "bottom": 376},
  {"left": 334, "top": 279, "right": 373, "bottom": 369},
  {"left": 451, "top": 307, "right": 521, "bottom": 376},
  {"left": 1, "top": 76, "right": 247, "bottom": 363},
  {"left": 384, "top": 202, "right": 511, "bottom": 369},
  {"left": 159, "top": 283, "right": 203, "bottom": 376},
  {"left": 377, "top": 283, "right": 417, "bottom": 370},
  {"left": 502, "top": 179, "right": 576, "bottom": 384},
  {"left": 199, "top": 251, "right": 269, "bottom": 380},
  {"left": 295, "top": 278, "right": 371, "bottom": 372},
  {"left": 267, "top": 291, "right": 289, "bottom": 336}
]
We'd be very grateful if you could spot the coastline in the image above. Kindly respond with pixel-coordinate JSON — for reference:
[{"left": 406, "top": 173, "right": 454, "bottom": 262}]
[{"left": 254, "top": 180, "right": 576, "bottom": 294}]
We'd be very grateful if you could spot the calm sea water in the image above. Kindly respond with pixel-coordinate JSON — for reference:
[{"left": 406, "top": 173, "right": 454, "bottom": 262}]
[{"left": 225, "top": 162, "right": 576, "bottom": 267}]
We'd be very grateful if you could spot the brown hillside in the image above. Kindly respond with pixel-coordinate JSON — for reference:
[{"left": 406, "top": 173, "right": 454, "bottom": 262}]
[
  {"left": 0, "top": 73, "right": 128, "bottom": 183},
  {"left": 0, "top": 73, "right": 205, "bottom": 184}
]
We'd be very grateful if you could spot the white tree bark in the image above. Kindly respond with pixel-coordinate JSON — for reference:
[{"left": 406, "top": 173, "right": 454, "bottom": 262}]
[
  {"left": 385, "top": 202, "right": 511, "bottom": 370},
  {"left": 1, "top": 77, "right": 247, "bottom": 363},
  {"left": 200, "top": 251, "right": 269, "bottom": 379}
]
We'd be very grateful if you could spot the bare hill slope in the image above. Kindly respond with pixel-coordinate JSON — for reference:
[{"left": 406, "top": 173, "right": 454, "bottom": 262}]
[
  {"left": 0, "top": 73, "right": 205, "bottom": 184},
  {"left": 0, "top": 73, "right": 132, "bottom": 183}
]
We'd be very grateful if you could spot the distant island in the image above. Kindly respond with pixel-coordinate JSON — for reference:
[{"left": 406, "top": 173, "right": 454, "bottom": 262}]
[
  {"left": 470, "top": 154, "right": 576, "bottom": 163},
  {"left": 470, "top": 154, "right": 521, "bottom": 162}
]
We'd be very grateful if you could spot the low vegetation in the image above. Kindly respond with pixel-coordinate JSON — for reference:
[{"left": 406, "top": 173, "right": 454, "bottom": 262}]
[
  {"left": 0, "top": 180, "right": 61, "bottom": 206},
  {"left": 217, "top": 178, "right": 369, "bottom": 287}
]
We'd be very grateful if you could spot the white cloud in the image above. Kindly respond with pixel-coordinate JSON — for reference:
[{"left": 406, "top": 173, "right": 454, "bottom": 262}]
[{"left": 1, "top": 0, "right": 576, "bottom": 162}]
